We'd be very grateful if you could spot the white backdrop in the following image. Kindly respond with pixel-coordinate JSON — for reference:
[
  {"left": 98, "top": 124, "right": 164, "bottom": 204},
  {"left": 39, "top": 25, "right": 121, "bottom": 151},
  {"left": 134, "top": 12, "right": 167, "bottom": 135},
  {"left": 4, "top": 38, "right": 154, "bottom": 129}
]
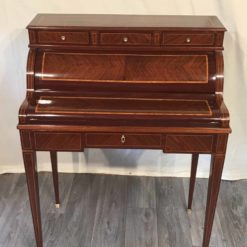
[{"left": 0, "top": 0, "right": 247, "bottom": 180}]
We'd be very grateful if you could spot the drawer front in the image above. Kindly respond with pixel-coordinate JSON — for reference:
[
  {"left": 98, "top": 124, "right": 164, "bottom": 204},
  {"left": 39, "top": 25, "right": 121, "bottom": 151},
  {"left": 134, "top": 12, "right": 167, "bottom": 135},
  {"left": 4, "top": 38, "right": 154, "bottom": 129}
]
[
  {"left": 165, "top": 135, "right": 213, "bottom": 153},
  {"left": 163, "top": 33, "right": 215, "bottom": 46},
  {"left": 37, "top": 31, "right": 90, "bottom": 44},
  {"left": 34, "top": 132, "right": 82, "bottom": 151},
  {"left": 100, "top": 32, "right": 152, "bottom": 45},
  {"left": 86, "top": 133, "right": 162, "bottom": 148}
]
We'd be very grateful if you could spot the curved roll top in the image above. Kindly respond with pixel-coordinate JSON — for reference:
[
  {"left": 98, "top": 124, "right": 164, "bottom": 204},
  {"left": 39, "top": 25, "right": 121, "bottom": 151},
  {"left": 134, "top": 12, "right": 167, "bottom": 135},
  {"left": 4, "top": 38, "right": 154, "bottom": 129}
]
[{"left": 32, "top": 50, "right": 219, "bottom": 95}]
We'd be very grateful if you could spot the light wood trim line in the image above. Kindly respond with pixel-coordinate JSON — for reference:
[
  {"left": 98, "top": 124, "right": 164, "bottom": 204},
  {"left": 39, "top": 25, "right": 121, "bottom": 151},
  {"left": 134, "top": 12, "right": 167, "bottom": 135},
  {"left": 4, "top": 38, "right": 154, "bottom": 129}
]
[{"left": 17, "top": 125, "right": 232, "bottom": 134}]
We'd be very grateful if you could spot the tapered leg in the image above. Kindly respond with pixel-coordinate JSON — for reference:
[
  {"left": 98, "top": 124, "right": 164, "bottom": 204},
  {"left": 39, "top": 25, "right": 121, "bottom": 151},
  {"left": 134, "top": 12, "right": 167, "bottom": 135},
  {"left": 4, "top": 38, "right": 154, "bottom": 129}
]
[
  {"left": 23, "top": 151, "right": 43, "bottom": 247},
  {"left": 188, "top": 153, "right": 199, "bottom": 211},
  {"left": 50, "top": 151, "right": 60, "bottom": 207},
  {"left": 202, "top": 154, "right": 225, "bottom": 247}
]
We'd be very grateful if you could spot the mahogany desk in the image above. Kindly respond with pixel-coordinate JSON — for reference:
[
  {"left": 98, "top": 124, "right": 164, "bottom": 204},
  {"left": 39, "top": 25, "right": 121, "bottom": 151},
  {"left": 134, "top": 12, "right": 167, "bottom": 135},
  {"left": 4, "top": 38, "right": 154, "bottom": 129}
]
[{"left": 18, "top": 14, "right": 231, "bottom": 247}]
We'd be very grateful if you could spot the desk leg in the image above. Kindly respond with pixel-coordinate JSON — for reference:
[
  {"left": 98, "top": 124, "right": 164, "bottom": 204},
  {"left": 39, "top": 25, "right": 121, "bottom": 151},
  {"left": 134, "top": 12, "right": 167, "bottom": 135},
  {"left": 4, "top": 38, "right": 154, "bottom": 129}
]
[
  {"left": 188, "top": 153, "right": 199, "bottom": 211},
  {"left": 202, "top": 154, "right": 225, "bottom": 247},
  {"left": 23, "top": 151, "right": 43, "bottom": 247},
  {"left": 50, "top": 151, "right": 60, "bottom": 207}
]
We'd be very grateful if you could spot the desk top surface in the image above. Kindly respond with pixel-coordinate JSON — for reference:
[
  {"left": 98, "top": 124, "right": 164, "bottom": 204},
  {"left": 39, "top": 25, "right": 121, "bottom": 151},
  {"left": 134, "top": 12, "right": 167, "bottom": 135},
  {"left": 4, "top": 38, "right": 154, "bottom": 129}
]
[{"left": 27, "top": 14, "right": 226, "bottom": 30}]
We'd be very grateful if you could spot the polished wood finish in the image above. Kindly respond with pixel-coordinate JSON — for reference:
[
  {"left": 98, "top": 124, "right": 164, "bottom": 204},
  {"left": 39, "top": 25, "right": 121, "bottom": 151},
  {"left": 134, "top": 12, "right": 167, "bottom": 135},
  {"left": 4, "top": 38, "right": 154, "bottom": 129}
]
[
  {"left": 22, "top": 151, "right": 43, "bottom": 247},
  {"left": 85, "top": 133, "right": 162, "bottom": 148},
  {"left": 50, "top": 151, "right": 59, "bottom": 205},
  {"left": 36, "top": 97, "right": 211, "bottom": 116},
  {"left": 165, "top": 135, "right": 213, "bottom": 153},
  {"left": 37, "top": 31, "right": 90, "bottom": 45},
  {"left": 163, "top": 32, "right": 215, "bottom": 46},
  {"left": 18, "top": 14, "right": 231, "bottom": 247},
  {"left": 100, "top": 32, "right": 152, "bottom": 45},
  {"left": 188, "top": 153, "right": 199, "bottom": 210},
  {"left": 19, "top": 124, "right": 231, "bottom": 134},
  {"left": 39, "top": 53, "right": 208, "bottom": 84},
  {"left": 27, "top": 14, "right": 226, "bottom": 30},
  {"left": 203, "top": 154, "right": 226, "bottom": 246},
  {"left": 34, "top": 132, "right": 82, "bottom": 151}
]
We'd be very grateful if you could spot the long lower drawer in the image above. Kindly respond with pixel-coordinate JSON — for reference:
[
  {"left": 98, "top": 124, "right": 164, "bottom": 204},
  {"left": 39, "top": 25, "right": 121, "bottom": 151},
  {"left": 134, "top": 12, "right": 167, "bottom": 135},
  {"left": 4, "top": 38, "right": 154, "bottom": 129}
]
[
  {"left": 85, "top": 133, "right": 162, "bottom": 149},
  {"left": 33, "top": 131, "right": 214, "bottom": 153}
]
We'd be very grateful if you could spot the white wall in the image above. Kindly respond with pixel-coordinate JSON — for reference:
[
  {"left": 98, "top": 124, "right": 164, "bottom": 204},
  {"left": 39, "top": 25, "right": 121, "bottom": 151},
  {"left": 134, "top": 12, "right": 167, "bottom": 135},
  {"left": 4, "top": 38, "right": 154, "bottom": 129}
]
[{"left": 0, "top": 0, "right": 247, "bottom": 180}]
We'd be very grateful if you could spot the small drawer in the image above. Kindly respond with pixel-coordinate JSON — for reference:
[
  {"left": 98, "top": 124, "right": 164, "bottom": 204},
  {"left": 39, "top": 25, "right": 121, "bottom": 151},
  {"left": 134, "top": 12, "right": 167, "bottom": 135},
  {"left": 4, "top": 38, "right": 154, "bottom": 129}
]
[
  {"left": 37, "top": 31, "right": 90, "bottom": 45},
  {"left": 100, "top": 32, "right": 152, "bottom": 45},
  {"left": 165, "top": 134, "right": 213, "bottom": 153},
  {"left": 163, "top": 33, "right": 215, "bottom": 46},
  {"left": 34, "top": 132, "right": 82, "bottom": 151},
  {"left": 86, "top": 133, "right": 162, "bottom": 148}
]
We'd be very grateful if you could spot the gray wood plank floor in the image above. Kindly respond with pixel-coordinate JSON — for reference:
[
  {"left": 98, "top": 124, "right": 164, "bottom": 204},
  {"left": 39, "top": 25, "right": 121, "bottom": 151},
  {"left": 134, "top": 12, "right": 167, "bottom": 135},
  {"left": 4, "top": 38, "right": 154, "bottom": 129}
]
[{"left": 0, "top": 173, "right": 246, "bottom": 247}]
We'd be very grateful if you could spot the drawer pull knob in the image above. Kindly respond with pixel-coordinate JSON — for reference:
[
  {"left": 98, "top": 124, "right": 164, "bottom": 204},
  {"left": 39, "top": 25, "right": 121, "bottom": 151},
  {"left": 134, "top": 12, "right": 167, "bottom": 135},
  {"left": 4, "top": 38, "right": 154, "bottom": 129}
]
[
  {"left": 121, "top": 135, "right": 126, "bottom": 143},
  {"left": 186, "top": 37, "right": 191, "bottom": 43},
  {"left": 123, "top": 37, "right": 128, "bottom": 43},
  {"left": 61, "top": 35, "right": 66, "bottom": 41}
]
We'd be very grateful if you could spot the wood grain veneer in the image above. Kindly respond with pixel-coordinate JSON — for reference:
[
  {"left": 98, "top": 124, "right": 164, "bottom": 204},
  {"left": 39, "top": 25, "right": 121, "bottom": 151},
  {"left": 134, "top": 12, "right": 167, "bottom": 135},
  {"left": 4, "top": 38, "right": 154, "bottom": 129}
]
[{"left": 18, "top": 14, "right": 231, "bottom": 247}]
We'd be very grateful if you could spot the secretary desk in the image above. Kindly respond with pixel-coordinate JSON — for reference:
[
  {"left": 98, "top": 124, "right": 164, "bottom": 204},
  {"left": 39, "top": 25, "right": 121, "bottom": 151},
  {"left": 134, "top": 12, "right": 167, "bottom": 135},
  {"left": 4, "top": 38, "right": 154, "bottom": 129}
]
[{"left": 17, "top": 14, "right": 231, "bottom": 247}]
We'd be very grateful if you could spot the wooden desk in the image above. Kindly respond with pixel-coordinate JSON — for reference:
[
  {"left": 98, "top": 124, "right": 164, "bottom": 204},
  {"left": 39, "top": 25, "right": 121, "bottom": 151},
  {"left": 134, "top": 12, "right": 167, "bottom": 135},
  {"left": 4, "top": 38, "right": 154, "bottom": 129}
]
[{"left": 18, "top": 14, "right": 231, "bottom": 247}]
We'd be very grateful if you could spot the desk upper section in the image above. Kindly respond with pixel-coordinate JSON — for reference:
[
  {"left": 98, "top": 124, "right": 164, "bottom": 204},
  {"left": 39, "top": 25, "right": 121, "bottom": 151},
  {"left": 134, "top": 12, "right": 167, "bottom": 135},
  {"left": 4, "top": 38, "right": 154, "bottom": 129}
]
[
  {"left": 27, "top": 14, "right": 226, "bottom": 50},
  {"left": 21, "top": 14, "right": 229, "bottom": 128}
]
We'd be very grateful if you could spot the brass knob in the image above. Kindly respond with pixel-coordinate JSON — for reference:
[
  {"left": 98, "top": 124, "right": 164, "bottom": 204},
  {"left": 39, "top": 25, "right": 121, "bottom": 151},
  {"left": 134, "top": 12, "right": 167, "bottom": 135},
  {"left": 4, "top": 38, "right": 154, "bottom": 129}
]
[
  {"left": 61, "top": 35, "right": 66, "bottom": 41},
  {"left": 121, "top": 134, "right": 126, "bottom": 143},
  {"left": 186, "top": 37, "right": 191, "bottom": 43},
  {"left": 123, "top": 37, "right": 128, "bottom": 43}
]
